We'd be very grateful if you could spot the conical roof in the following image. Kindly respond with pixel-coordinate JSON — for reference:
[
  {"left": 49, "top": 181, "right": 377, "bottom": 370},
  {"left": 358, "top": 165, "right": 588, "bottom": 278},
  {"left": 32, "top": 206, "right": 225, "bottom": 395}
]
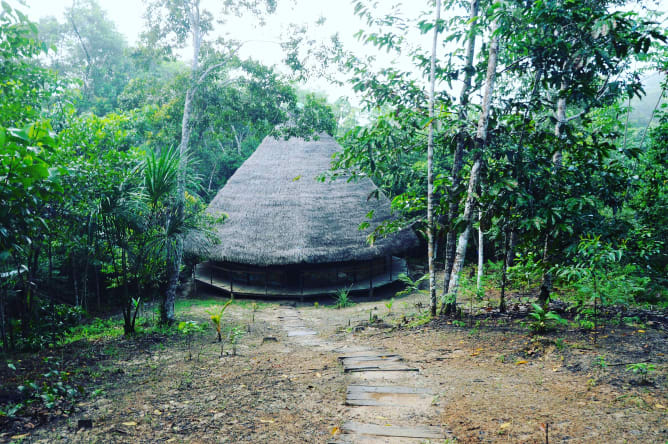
[{"left": 189, "top": 134, "right": 419, "bottom": 266}]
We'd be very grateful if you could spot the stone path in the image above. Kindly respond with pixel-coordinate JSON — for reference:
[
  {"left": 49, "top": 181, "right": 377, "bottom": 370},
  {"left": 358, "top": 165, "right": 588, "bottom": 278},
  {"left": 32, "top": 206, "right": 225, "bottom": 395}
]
[{"left": 276, "top": 306, "right": 451, "bottom": 443}]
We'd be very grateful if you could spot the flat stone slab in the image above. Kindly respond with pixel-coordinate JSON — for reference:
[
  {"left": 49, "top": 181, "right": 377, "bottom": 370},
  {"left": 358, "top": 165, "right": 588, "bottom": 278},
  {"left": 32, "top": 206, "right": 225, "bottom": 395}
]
[
  {"left": 341, "top": 421, "right": 443, "bottom": 439},
  {"left": 346, "top": 386, "right": 432, "bottom": 407},
  {"left": 342, "top": 358, "right": 403, "bottom": 368},
  {"left": 287, "top": 329, "right": 317, "bottom": 337},
  {"left": 344, "top": 366, "right": 418, "bottom": 373},
  {"left": 347, "top": 385, "right": 433, "bottom": 395},
  {"left": 338, "top": 354, "right": 401, "bottom": 362}
]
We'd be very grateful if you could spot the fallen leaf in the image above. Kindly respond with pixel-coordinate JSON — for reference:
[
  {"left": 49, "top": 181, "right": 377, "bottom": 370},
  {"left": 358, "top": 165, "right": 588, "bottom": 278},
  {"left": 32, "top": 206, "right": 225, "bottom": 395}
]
[
  {"left": 655, "top": 404, "right": 665, "bottom": 410},
  {"left": 122, "top": 421, "right": 137, "bottom": 427},
  {"left": 500, "top": 422, "right": 511, "bottom": 430},
  {"left": 153, "top": 410, "right": 162, "bottom": 416},
  {"left": 11, "top": 434, "right": 29, "bottom": 440},
  {"left": 331, "top": 426, "right": 340, "bottom": 435},
  {"left": 637, "top": 330, "right": 645, "bottom": 333},
  {"left": 260, "top": 418, "right": 275, "bottom": 423},
  {"left": 516, "top": 360, "right": 528, "bottom": 365},
  {"left": 315, "top": 372, "right": 322, "bottom": 378}
]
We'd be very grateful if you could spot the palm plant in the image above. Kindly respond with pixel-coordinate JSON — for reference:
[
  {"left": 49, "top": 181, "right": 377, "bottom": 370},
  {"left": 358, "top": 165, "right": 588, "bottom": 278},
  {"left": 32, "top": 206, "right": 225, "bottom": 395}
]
[{"left": 143, "top": 147, "right": 206, "bottom": 324}]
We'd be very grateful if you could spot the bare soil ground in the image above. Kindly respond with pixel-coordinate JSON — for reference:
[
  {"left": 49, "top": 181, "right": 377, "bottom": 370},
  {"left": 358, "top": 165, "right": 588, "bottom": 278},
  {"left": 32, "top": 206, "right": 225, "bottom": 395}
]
[{"left": 1, "top": 286, "right": 666, "bottom": 443}]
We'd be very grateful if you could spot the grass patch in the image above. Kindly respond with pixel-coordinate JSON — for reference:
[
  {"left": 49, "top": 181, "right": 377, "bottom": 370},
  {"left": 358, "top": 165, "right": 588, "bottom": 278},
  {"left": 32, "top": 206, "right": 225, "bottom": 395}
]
[
  {"left": 59, "top": 318, "right": 124, "bottom": 345},
  {"left": 175, "top": 297, "right": 273, "bottom": 313}
]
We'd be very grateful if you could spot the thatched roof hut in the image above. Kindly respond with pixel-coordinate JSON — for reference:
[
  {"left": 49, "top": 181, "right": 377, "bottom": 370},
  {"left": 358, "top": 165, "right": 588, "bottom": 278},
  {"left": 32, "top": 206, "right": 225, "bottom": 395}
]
[{"left": 189, "top": 134, "right": 419, "bottom": 298}]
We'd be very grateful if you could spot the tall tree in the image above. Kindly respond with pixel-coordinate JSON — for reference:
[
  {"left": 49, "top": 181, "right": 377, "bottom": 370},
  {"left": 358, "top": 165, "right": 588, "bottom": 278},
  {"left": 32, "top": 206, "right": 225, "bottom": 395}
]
[
  {"left": 143, "top": 0, "right": 276, "bottom": 323},
  {"left": 442, "top": 0, "right": 480, "bottom": 307},
  {"left": 427, "top": 0, "right": 442, "bottom": 316},
  {"left": 38, "top": 0, "right": 134, "bottom": 115},
  {"left": 444, "top": 17, "right": 500, "bottom": 309}
]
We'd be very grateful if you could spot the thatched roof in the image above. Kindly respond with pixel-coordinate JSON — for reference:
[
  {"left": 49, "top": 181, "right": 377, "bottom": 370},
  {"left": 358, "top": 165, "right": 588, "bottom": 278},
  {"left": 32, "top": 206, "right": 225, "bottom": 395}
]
[{"left": 187, "top": 134, "right": 419, "bottom": 266}]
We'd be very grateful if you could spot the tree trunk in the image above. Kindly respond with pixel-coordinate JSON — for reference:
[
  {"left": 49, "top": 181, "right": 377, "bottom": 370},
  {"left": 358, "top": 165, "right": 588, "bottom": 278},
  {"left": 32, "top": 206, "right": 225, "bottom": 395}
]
[
  {"left": 539, "top": 80, "right": 568, "bottom": 304},
  {"left": 477, "top": 209, "right": 483, "bottom": 292},
  {"left": 163, "top": 1, "right": 202, "bottom": 324},
  {"left": 122, "top": 248, "right": 133, "bottom": 335},
  {"left": 552, "top": 80, "right": 568, "bottom": 166},
  {"left": 231, "top": 124, "right": 243, "bottom": 155},
  {"left": 71, "top": 253, "right": 79, "bottom": 307},
  {"left": 443, "top": 19, "right": 500, "bottom": 313},
  {"left": 427, "top": 0, "right": 442, "bottom": 316},
  {"left": 538, "top": 233, "right": 551, "bottom": 305},
  {"left": 499, "top": 229, "right": 509, "bottom": 313},
  {"left": 0, "top": 286, "right": 6, "bottom": 352},
  {"left": 443, "top": 0, "right": 480, "bottom": 300}
]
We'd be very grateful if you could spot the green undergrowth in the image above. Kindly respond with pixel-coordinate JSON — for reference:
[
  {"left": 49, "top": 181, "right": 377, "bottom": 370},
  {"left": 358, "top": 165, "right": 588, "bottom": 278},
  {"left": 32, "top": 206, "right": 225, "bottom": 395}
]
[
  {"left": 56, "top": 297, "right": 265, "bottom": 346},
  {"left": 175, "top": 297, "right": 274, "bottom": 313}
]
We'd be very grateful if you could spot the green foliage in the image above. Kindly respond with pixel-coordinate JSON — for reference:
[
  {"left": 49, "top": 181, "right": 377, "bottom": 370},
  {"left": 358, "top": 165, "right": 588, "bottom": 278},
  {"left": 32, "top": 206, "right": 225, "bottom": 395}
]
[
  {"left": 38, "top": 0, "right": 136, "bottom": 115},
  {"left": 528, "top": 303, "right": 568, "bottom": 333},
  {"left": 554, "top": 338, "right": 565, "bottom": 351},
  {"left": 177, "top": 320, "right": 207, "bottom": 360},
  {"left": 558, "top": 235, "right": 650, "bottom": 331},
  {"left": 228, "top": 326, "right": 244, "bottom": 356},
  {"left": 17, "top": 359, "right": 83, "bottom": 412},
  {"left": 335, "top": 287, "right": 354, "bottom": 309},
  {"left": 396, "top": 273, "right": 428, "bottom": 297},
  {"left": 594, "top": 355, "right": 608, "bottom": 369},
  {"left": 625, "top": 362, "right": 656, "bottom": 382},
  {"left": 507, "top": 253, "right": 543, "bottom": 294},
  {"left": 207, "top": 299, "right": 233, "bottom": 342},
  {"left": 60, "top": 318, "right": 124, "bottom": 345},
  {"left": 385, "top": 298, "right": 394, "bottom": 314}
]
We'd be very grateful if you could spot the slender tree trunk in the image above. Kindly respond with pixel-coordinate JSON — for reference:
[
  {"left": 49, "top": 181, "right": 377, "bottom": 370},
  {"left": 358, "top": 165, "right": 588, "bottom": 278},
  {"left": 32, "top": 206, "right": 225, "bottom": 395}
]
[
  {"left": 71, "top": 254, "right": 79, "bottom": 307},
  {"left": 0, "top": 286, "right": 6, "bottom": 352},
  {"left": 539, "top": 80, "right": 568, "bottom": 304},
  {"left": 499, "top": 229, "right": 510, "bottom": 313},
  {"left": 207, "top": 162, "right": 218, "bottom": 193},
  {"left": 539, "top": 233, "right": 551, "bottom": 304},
  {"left": 122, "top": 249, "right": 133, "bottom": 334},
  {"left": 477, "top": 209, "right": 483, "bottom": 292},
  {"left": 443, "top": 0, "right": 480, "bottom": 298},
  {"left": 552, "top": 80, "right": 568, "bottom": 166},
  {"left": 231, "top": 124, "right": 243, "bottom": 155},
  {"left": 163, "top": 1, "right": 202, "bottom": 324},
  {"left": 444, "top": 19, "right": 500, "bottom": 312},
  {"left": 427, "top": 0, "right": 442, "bottom": 316}
]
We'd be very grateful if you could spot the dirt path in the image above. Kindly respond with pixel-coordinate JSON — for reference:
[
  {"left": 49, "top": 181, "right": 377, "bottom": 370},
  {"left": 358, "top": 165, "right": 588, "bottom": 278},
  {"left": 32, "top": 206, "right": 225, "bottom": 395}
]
[{"left": 274, "top": 304, "right": 449, "bottom": 443}]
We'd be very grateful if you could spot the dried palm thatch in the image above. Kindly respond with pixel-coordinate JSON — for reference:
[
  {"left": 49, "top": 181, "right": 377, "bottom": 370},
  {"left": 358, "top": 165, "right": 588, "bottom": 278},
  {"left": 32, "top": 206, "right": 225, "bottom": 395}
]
[{"left": 186, "top": 134, "right": 419, "bottom": 266}]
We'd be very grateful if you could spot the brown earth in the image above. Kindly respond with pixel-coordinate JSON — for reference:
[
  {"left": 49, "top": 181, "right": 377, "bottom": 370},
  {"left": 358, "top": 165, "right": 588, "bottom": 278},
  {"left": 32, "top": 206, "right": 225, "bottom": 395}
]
[{"left": 1, "top": 287, "right": 666, "bottom": 443}]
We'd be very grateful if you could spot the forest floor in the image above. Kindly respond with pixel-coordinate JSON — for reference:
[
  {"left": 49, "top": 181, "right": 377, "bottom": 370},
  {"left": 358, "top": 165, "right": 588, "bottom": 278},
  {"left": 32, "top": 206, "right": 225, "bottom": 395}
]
[{"left": 0, "top": 284, "right": 666, "bottom": 443}]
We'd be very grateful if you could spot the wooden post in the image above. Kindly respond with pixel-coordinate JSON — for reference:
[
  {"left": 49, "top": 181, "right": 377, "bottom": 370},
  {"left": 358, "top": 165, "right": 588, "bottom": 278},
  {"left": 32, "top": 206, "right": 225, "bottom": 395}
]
[
  {"left": 300, "top": 271, "right": 304, "bottom": 302},
  {"left": 210, "top": 263, "right": 213, "bottom": 285},
  {"left": 368, "top": 262, "right": 373, "bottom": 298},
  {"left": 389, "top": 256, "right": 393, "bottom": 281},
  {"left": 230, "top": 274, "right": 234, "bottom": 299},
  {"left": 265, "top": 268, "right": 268, "bottom": 297}
]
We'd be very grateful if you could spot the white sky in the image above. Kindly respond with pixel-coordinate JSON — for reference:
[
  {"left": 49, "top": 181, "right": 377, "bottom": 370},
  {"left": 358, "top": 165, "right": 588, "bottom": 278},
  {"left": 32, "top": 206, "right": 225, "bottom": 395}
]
[
  {"left": 21, "top": 0, "right": 383, "bottom": 102},
  {"left": 15, "top": 0, "right": 668, "bottom": 106}
]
